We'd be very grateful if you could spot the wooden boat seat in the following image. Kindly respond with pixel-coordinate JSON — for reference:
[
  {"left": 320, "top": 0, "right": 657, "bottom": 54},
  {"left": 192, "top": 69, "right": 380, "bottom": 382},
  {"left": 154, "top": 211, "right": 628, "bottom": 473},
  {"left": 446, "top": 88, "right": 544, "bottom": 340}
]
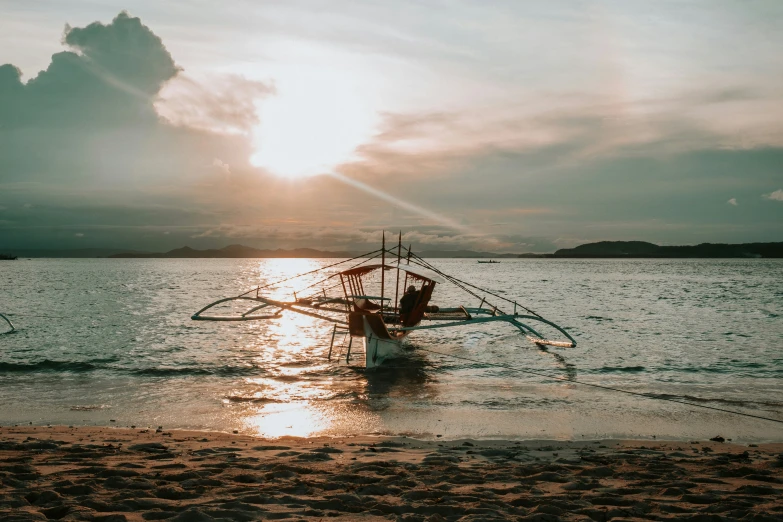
[
  {"left": 348, "top": 311, "right": 394, "bottom": 340},
  {"left": 364, "top": 313, "right": 394, "bottom": 340}
]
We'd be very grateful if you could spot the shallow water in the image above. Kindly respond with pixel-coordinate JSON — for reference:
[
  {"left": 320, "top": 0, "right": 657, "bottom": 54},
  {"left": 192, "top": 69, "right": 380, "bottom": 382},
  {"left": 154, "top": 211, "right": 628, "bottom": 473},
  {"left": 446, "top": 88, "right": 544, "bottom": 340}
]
[{"left": 1, "top": 258, "right": 782, "bottom": 441}]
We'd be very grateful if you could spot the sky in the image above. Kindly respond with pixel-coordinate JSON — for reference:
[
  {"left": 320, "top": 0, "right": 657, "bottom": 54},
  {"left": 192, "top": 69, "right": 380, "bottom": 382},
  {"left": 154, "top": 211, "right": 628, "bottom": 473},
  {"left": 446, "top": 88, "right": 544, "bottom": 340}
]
[{"left": 1, "top": 0, "right": 782, "bottom": 253}]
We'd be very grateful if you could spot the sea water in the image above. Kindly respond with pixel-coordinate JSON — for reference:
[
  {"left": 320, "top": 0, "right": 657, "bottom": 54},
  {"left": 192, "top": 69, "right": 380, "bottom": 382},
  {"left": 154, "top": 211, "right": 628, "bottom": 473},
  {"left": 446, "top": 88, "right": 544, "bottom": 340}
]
[{"left": 1, "top": 258, "right": 781, "bottom": 441}]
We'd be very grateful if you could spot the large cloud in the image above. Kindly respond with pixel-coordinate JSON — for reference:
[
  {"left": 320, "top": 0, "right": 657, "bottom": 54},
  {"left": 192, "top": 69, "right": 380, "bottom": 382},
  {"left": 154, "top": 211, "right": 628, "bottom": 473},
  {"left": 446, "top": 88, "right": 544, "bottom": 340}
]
[
  {"left": 0, "top": 12, "right": 280, "bottom": 251},
  {"left": 0, "top": 12, "right": 263, "bottom": 187},
  {"left": 0, "top": 12, "right": 176, "bottom": 128}
]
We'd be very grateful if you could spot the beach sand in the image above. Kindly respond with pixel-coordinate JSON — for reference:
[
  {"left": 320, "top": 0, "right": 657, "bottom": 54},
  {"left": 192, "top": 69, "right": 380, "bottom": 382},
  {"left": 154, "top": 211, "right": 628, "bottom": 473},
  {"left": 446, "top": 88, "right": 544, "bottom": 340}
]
[{"left": 1, "top": 426, "right": 781, "bottom": 521}]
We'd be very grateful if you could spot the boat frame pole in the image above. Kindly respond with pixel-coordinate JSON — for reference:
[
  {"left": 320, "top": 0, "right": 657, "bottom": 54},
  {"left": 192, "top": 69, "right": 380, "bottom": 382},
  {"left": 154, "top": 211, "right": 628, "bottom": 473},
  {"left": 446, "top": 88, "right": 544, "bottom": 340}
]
[
  {"left": 393, "top": 232, "right": 402, "bottom": 318},
  {"left": 380, "top": 232, "right": 386, "bottom": 313}
]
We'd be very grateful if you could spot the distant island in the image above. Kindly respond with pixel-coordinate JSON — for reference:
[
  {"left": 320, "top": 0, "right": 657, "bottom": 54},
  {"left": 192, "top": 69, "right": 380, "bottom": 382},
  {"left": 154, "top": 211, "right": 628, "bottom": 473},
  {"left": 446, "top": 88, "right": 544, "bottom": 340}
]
[
  {"left": 109, "top": 245, "right": 522, "bottom": 259},
  {"left": 109, "top": 245, "right": 355, "bottom": 259},
  {"left": 7, "top": 240, "right": 783, "bottom": 259},
  {"left": 549, "top": 241, "right": 783, "bottom": 258},
  {"left": 109, "top": 241, "right": 783, "bottom": 259}
]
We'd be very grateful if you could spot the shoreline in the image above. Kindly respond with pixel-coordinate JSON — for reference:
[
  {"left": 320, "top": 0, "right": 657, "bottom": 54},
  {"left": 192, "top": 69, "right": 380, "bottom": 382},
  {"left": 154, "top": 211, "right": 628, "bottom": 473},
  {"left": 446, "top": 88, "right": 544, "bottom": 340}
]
[{"left": 2, "top": 426, "right": 781, "bottom": 521}]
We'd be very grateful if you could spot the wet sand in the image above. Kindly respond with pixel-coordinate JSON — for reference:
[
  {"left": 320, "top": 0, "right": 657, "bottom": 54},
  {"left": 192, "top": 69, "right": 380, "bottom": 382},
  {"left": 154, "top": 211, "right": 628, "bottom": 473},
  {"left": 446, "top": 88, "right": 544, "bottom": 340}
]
[{"left": 1, "top": 426, "right": 781, "bottom": 521}]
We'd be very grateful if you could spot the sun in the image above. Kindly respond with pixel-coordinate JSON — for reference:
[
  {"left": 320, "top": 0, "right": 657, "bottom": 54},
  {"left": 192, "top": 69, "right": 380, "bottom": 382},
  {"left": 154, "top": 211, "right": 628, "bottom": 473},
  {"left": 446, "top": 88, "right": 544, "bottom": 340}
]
[{"left": 250, "top": 65, "right": 376, "bottom": 179}]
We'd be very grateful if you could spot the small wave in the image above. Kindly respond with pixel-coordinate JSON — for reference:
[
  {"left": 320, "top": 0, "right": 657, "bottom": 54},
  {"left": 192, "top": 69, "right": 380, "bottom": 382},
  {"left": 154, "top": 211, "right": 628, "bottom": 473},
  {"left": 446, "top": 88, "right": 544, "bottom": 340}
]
[
  {"left": 596, "top": 365, "right": 646, "bottom": 373},
  {"left": 585, "top": 315, "right": 613, "bottom": 321},
  {"left": 70, "top": 404, "right": 111, "bottom": 411},
  {"left": 648, "top": 393, "right": 783, "bottom": 409},
  {"left": 673, "top": 363, "right": 771, "bottom": 374},
  {"left": 131, "top": 365, "right": 264, "bottom": 377},
  {"left": 0, "top": 360, "right": 97, "bottom": 373},
  {"left": 89, "top": 356, "right": 120, "bottom": 364},
  {"left": 224, "top": 395, "right": 280, "bottom": 404}
]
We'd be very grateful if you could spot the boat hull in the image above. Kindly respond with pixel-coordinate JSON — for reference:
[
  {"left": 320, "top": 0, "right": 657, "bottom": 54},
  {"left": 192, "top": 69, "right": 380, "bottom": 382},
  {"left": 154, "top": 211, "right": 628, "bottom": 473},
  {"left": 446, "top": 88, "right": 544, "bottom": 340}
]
[{"left": 360, "top": 315, "right": 409, "bottom": 368}]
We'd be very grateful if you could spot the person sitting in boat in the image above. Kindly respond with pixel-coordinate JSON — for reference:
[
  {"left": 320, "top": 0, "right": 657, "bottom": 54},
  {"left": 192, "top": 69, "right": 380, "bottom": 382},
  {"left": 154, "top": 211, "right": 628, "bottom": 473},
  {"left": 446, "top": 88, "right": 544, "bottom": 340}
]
[{"left": 399, "top": 285, "right": 419, "bottom": 324}]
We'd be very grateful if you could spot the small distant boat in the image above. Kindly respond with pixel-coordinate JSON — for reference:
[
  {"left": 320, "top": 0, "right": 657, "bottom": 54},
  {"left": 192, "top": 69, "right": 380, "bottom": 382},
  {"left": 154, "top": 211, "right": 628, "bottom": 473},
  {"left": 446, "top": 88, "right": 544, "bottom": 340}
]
[
  {"left": 193, "top": 234, "right": 574, "bottom": 368},
  {"left": 477, "top": 260, "right": 500, "bottom": 264},
  {"left": 0, "top": 254, "right": 17, "bottom": 260}
]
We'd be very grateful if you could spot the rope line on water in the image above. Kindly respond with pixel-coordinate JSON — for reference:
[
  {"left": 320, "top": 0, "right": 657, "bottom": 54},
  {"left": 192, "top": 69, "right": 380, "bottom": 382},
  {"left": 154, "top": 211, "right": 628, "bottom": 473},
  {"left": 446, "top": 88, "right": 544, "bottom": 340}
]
[
  {"left": 416, "top": 347, "right": 783, "bottom": 425},
  {"left": 2, "top": 314, "right": 70, "bottom": 319}
]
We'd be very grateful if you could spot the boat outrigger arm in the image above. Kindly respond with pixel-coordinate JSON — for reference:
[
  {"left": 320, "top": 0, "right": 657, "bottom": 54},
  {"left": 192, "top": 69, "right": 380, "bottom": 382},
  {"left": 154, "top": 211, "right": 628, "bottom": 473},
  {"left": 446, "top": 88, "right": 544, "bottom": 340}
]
[{"left": 191, "top": 236, "right": 576, "bottom": 368}]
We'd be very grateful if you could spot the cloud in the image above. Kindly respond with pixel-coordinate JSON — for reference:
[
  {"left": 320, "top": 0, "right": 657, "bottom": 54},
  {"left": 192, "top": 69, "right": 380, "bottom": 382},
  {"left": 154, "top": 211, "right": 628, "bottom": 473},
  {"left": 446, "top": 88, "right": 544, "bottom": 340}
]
[
  {"left": 727, "top": 198, "right": 738, "bottom": 206},
  {"left": 185, "top": 221, "right": 557, "bottom": 253},
  {"left": 337, "top": 82, "right": 783, "bottom": 189},
  {"left": 63, "top": 11, "right": 178, "bottom": 95},
  {"left": 155, "top": 74, "right": 273, "bottom": 134},
  {"left": 0, "top": 11, "right": 259, "bottom": 188},
  {"left": 212, "top": 158, "right": 231, "bottom": 174},
  {"left": 763, "top": 189, "right": 783, "bottom": 201},
  {"left": 0, "top": 12, "right": 176, "bottom": 129}
]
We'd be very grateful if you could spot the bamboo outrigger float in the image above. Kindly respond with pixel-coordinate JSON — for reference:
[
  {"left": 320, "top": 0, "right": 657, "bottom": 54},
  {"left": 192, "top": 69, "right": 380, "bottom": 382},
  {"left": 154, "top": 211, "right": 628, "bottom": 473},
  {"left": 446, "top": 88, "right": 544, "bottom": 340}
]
[{"left": 192, "top": 233, "right": 576, "bottom": 368}]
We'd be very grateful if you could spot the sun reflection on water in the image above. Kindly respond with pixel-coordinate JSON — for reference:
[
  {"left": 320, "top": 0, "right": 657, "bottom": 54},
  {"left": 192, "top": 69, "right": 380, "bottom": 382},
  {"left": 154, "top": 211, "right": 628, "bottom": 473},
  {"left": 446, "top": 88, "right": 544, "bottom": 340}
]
[
  {"left": 244, "top": 401, "right": 330, "bottom": 438},
  {"left": 228, "top": 258, "right": 347, "bottom": 437},
  {"left": 260, "top": 258, "right": 324, "bottom": 301}
]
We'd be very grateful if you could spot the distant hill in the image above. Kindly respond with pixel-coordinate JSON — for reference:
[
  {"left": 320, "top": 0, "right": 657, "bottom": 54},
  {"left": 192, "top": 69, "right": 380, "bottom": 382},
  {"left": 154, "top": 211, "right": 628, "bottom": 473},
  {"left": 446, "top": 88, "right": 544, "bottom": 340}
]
[
  {"left": 0, "top": 244, "right": 524, "bottom": 259},
  {"left": 10, "top": 248, "right": 153, "bottom": 258},
  {"left": 552, "top": 241, "right": 783, "bottom": 258},
  {"left": 11, "top": 241, "right": 783, "bottom": 259},
  {"left": 109, "top": 245, "right": 522, "bottom": 259},
  {"left": 109, "top": 244, "right": 355, "bottom": 258}
]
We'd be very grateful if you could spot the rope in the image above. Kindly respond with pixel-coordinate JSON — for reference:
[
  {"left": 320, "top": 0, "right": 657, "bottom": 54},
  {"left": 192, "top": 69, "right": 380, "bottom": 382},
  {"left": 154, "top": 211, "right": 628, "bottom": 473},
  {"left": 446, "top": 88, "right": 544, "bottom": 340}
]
[
  {"left": 401, "top": 251, "right": 516, "bottom": 316},
  {"left": 416, "top": 346, "right": 783, "bottom": 425},
  {"left": 408, "top": 252, "right": 543, "bottom": 318},
  {"left": 238, "top": 248, "right": 382, "bottom": 297},
  {"left": 2, "top": 314, "right": 69, "bottom": 319},
  {"left": 296, "top": 251, "right": 385, "bottom": 298}
]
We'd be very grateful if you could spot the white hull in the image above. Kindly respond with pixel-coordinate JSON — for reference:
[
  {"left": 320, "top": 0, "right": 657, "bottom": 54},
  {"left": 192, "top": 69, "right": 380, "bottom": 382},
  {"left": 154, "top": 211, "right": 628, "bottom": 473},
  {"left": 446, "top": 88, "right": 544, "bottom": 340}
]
[{"left": 362, "top": 316, "right": 409, "bottom": 369}]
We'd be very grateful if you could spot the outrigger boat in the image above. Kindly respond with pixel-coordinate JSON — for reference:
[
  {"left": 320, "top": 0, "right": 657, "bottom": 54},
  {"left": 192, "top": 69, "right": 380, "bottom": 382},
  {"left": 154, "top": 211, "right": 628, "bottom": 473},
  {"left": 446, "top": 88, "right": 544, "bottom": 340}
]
[{"left": 192, "top": 234, "right": 576, "bottom": 369}]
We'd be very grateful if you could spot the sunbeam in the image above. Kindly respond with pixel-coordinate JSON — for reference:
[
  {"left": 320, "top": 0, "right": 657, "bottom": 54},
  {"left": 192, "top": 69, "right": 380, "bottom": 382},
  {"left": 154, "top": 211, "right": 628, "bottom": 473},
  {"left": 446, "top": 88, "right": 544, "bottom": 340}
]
[{"left": 328, "top": 171, "right": 475, "bottom": 235}]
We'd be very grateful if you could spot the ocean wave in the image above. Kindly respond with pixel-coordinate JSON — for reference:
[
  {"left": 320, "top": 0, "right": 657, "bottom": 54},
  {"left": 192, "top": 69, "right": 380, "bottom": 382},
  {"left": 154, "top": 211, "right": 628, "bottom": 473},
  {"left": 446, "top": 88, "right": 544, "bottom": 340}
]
[
  {"left": 224, "top": 395, "right": 280, "bottom": 404},
  {"left": 595, "top": 365, "right": 646, "bottom": 373},
  {"left": 131, "top": 365, "right": 265, "bottom": 377},
  {"left": 647, "top": 393, "right": 783, "bottom": 409},
  {"left": 226, "top": 389, "right": 357, "bottom": 403},
  {"left": 672, "top": 363, "right": 777, "bottom": 374},
  {"left": 0, "top": 360, "right": 97, "bottom": 373}
]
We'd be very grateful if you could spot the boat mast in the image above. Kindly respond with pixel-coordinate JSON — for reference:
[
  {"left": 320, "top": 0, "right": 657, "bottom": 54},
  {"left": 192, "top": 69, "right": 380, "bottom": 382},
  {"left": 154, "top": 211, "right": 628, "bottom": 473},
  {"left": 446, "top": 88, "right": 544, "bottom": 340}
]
[
  {"left": 403, "top": 243, "right": 412, "bottom": 294},
  {"left": 394, "top": 231, "right": 402, "bottom": 318},
  {"left": 380, "top": 231, "right": 385, "bottom": 314}
]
